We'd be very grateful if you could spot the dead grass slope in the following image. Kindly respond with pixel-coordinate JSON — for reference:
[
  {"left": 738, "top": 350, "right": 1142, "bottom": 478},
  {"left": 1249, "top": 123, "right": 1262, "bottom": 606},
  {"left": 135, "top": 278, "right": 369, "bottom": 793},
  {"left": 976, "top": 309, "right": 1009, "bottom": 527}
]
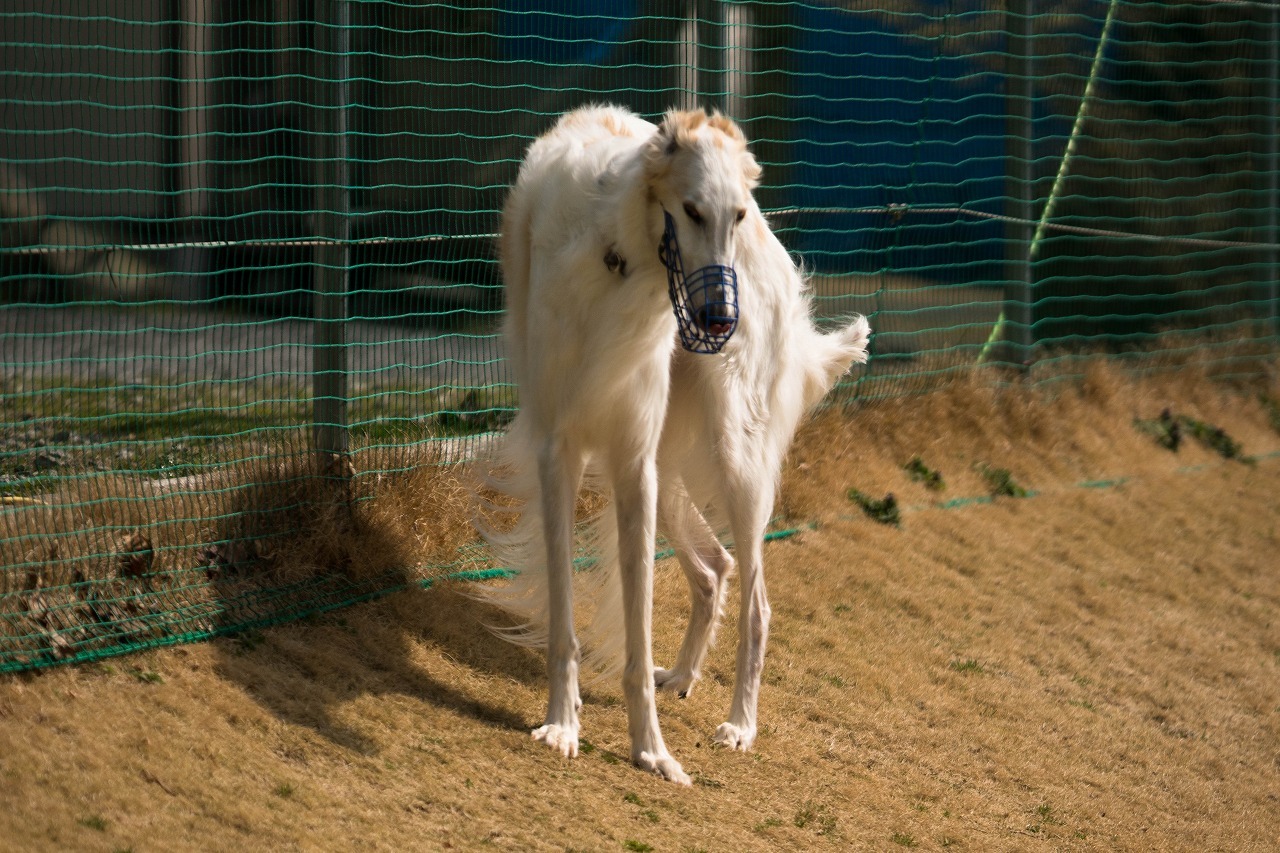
[{"left": 1, "top": 363, "right": 1278, "bottom": 852}]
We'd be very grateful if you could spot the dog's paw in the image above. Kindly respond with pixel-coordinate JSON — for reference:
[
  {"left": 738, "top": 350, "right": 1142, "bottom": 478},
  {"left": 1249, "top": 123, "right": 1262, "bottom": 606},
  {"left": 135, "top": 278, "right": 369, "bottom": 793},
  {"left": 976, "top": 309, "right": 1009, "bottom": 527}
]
[
  {"left": 635, "top": 750, "right": 692, "bottom": 786},
  {"left": 532, "top": 723, "right": 579, "bottom": 758},
  {"left": 654, "top": 666, "right": 697, "bottom": 698},
  {"left": 712, "top": 721, "right": 756, "bottom": 752}
]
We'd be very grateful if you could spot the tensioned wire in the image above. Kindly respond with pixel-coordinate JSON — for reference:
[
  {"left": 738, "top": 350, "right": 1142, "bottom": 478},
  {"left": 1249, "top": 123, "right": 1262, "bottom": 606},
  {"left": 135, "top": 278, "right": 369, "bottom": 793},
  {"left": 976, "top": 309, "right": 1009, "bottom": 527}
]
[{"left": 4, "top": 206, "right": 1277, "bottom": 256}]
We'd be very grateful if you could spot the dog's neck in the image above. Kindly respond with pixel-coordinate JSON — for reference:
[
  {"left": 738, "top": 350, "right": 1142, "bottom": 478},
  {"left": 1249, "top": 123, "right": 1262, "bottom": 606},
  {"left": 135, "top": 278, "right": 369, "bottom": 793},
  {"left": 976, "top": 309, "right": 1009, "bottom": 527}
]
[{"left": 602, "top": 158, "right": 668, "bottom": 280}]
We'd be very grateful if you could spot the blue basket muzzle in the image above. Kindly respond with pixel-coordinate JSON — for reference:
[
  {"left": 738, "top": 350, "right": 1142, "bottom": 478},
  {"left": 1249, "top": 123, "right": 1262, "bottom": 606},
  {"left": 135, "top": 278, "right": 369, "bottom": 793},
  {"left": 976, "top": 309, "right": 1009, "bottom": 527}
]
[{"left": 659, "top": 210, "right": 739, "bottom": 354}]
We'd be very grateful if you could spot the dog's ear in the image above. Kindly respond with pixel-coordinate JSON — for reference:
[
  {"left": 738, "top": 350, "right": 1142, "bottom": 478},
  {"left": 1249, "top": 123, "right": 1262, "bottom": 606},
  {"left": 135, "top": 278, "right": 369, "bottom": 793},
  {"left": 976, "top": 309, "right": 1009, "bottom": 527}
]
[
  {"left": 646, "top": 109, "right": 761, "bottom": 189},
  {"left": 644, "top": 109, "right": 692, "bottom": 180}
]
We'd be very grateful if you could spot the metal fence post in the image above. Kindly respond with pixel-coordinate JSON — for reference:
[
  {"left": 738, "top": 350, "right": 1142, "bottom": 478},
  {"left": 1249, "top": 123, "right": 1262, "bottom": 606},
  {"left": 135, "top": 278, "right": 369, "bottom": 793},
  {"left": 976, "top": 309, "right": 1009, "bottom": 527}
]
[
  {"left": 999, "top": 0, "right": 1035, "bottom": 367},
  {"left": 1269, "top": 0, "right": 1279, "bottom": 339},
  {"left": 313, "top": 0, "right": 351, "bottom": 459}
]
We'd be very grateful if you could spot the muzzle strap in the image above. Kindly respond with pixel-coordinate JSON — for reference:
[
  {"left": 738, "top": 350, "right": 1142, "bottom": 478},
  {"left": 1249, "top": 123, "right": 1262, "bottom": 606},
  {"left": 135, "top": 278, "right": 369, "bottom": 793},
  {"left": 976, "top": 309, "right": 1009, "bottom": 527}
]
[{"left": 659, "top": 210, "right": 739, "bottom": 354}]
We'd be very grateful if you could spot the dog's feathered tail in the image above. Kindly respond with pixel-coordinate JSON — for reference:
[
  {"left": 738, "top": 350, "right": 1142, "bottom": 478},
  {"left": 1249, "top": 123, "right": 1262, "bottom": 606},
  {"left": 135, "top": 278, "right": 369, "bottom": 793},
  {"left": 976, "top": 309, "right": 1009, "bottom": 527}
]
[
  {"left": 800, "top": 313, "right": 872, "bottom": 410},
  {"left": 469, "top": 415, "right": 624, "bottom": 674}
]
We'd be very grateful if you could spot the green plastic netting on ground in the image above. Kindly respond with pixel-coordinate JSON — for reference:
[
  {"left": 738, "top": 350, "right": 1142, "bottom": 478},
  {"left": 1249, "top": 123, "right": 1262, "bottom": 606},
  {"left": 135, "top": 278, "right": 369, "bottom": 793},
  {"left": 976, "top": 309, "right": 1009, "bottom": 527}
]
[{"left": 2, "top": 1, "right": 1278, "bottom": 671}]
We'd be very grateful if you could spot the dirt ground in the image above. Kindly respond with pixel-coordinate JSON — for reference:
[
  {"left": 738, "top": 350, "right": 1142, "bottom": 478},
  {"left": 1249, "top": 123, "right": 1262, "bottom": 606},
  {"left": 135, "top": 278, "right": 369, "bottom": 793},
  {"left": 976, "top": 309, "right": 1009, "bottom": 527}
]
[{"left": 1, "top": 362, "right": 1278, "bottom": 852}]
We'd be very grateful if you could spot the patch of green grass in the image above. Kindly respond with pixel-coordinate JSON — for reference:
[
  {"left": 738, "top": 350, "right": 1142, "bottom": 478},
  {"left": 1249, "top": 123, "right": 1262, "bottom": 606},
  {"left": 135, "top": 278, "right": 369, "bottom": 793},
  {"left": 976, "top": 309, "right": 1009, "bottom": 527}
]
[
  {"left": 273, "top": 782, "right": 296, "bottom": 799},
  {"left": 948, "top": 658, "right": 985, "bottom": 675},
  {"left": 753, "top": 817, "right": 784, "bottom": 833},
  {"left": 125, "top": 666, "right": 163, "bottom": 684},
  {"left": 691, "top": 771, "right": 723, "bottom": 789},
  {"left": 794, "top": 801, "right": 837, "bottom": 835},
  {"left": 623, "top": 841, "right": 653, "bottom": 852},
  {"left": 1024, "top": 802, "right": 1064, "bottom": 836},
  {"left": 891, "top": 832, "right": 918, "bottom": 847}
]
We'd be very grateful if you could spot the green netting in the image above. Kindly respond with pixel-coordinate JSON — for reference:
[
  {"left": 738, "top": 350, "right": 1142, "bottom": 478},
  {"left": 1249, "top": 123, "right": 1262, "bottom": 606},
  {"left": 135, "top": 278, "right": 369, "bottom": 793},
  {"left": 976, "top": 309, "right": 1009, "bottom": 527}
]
[{"left": 2, "top": 0, "right": 1278, "bottom": 672}]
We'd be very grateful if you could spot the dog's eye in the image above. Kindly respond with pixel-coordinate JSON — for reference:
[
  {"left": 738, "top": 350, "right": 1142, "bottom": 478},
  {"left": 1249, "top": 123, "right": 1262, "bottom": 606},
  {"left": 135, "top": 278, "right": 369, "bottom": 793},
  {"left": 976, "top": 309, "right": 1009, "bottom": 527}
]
[{"left": 683, "top": 203, "right": 703, "bottom": 225}]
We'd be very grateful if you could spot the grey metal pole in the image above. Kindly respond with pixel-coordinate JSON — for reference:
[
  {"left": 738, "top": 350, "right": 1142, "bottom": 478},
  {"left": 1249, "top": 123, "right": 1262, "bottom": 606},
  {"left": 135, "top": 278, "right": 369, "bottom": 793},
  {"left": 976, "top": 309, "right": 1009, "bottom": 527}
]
[
  {"left": 313, "top": 0, "right": 351, "bottom": 459},
  {"left": 1269, "top": 0, "right": 1279, "bottom": 340},
  {"left": 697, "top": 0, "right": 726, "bottom": 114},
  {"left": 999, "top": 0, "right": 1034, "bottom": 366}
]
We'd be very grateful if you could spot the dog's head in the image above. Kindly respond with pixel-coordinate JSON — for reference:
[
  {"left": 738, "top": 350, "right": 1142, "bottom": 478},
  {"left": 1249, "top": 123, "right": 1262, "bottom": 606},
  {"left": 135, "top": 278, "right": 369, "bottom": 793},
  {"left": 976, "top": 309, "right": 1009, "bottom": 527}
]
[{"left": 645, "top": 109, "right": 761, "bottom": 354}]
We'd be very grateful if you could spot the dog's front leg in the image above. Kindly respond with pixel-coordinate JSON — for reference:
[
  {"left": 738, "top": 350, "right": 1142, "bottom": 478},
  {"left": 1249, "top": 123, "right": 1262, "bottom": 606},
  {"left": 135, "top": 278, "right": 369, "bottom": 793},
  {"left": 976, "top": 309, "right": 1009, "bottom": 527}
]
[
  {"left": 614, "top": 455, "right": 691, "bottom": 786},
  {"left": 655, "top": 481, "right": 734, "bottom": 699},
  {"left": 533, "top": 437, "right": 584, "bottom": 757},
  {"left": 715, "top": 488, "right": 774, "bottom": 752}
]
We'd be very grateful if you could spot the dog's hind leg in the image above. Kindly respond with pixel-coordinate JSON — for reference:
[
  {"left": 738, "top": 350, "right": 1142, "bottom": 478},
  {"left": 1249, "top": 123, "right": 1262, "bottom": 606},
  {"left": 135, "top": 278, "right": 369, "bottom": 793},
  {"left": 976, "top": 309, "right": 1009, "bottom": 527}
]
[
  {"left": 713, "top": 472, "right": 775, "bottom": 752},
  {"left": 655, "top": 478, "right": 733, "bottom": 699},
  {"left": 612, "top": 453, "right": 691, "bottom": 785},
  {"left": 532, "top": 435, "right": 585, "bottom": 757}
]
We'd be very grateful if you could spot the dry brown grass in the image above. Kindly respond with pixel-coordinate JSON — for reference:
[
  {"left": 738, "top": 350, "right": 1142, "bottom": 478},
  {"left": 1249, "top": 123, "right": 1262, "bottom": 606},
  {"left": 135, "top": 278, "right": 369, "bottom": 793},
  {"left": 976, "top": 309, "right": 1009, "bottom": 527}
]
[{"left": 2, "top": 361, "right": 1279, "bottom": 852}]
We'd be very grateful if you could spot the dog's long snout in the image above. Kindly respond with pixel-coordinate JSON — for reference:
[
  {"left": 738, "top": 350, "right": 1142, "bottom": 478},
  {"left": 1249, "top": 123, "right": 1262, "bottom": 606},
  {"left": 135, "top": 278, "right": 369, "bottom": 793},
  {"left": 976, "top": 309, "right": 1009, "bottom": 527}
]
[
  {"left": 661, "top": 210, "right": 740, "bottom": 353},
  {"left": 691, "top": 280, "right": 733, "bottom": 334},
  {"left": 683, "top": 264, "right": 738, "bottom": 343}
]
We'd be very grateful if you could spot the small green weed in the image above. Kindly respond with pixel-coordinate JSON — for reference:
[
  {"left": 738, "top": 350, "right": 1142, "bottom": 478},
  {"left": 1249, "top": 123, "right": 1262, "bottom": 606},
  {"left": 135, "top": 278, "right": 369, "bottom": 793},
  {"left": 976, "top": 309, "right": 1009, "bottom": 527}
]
[
  {"left": 1259, "top": 393, "right": 1280, "bottom": 435},
  {"left": 848, "top": 489, "right": 900, "bottom": 526},
  {"left": 79, "top": 815, "right": 108, "bottom": 832},
  {"left": 978, "top": 464, "right": 1028, "bottom": 498},
  {"left": 1136, "top": 408, "right": 1248, "bottom": 461},
  {"left": 273, "top": 782, "right": 295, "bottom": 798},
  {"left": 891, "top": 832, "right": 918, "bottom": 848},
  {"left": 1177, "top": 414, "right": 1246, "bottom": 461},
  {"left": 623, "top": 841, "right": 653, "bottom": 852},
  {"left": 903, "top": 457, "right": 945, "bottom": 491},
  {"left": 1134, "top": 409, "right": 1181, "bottom": 451},
  {"left": 231, "top": 630, "right": 266, "bottom": 654}
]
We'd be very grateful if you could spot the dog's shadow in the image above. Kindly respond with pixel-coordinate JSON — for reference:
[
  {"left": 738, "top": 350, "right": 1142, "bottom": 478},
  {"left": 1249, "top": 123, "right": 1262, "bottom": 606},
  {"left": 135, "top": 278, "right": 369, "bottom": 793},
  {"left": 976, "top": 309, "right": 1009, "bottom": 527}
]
[{"left": 212, "top": 579, "right": 547, "bottom": 757}]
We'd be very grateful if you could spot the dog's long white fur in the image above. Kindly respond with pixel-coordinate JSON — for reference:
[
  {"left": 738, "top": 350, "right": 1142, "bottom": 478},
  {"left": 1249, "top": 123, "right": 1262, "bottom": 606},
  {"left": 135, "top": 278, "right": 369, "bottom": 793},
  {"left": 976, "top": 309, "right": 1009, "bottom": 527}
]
[{"left": 474, "top": 105, "right": 870, "bottom": 783}]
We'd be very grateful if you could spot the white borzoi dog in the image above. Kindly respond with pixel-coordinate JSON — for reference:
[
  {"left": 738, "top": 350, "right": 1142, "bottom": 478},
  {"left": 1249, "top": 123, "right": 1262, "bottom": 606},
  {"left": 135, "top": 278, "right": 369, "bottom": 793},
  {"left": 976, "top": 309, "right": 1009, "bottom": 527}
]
[{"left": 475, "top": 105, "right": 870, "bottom": 785}]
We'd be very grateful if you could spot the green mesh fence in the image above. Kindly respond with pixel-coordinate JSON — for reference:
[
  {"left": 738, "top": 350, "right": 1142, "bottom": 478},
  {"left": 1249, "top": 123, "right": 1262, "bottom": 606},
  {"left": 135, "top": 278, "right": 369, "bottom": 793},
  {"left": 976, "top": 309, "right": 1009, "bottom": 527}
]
[{"left": 2, "top": 1, "right": 1277, "bottom": 672}]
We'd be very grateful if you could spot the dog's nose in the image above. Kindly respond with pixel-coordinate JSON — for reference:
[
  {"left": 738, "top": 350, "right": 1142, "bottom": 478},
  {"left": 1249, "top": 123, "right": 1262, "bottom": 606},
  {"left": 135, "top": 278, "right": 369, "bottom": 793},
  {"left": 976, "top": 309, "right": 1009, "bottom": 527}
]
[{"left": 694, "top": 304, "right": 735, "bottom": 336}]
